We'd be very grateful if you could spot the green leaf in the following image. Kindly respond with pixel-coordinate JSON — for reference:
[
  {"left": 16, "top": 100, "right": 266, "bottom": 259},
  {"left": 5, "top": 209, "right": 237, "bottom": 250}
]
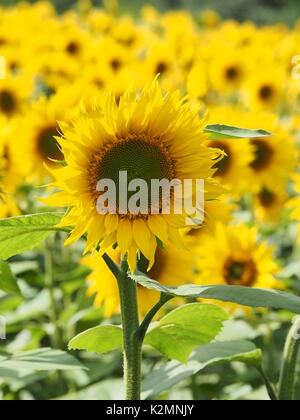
[
  {"left": 0, "top": 348, "right": 84, "bottom": 378},
  {"left": 0, "top": 213, "right": 66, "bottom": 260},
  {"left": 142, "top": 340, "right": 261, "bottom": 398},
  {"left": 0, "top": 260, "right": 21, "bottom": 295},
  {"left": 204, "top": 124, "right": 271, "bottom": 139},
  {"left": 68, "top": 325, "right": 123, "bottom": 355},
  {"left": 57, "top": 379, "right": 123, "bottom": 400},
  {"left": 5, "top": 289, "right": 60, "bottom": 325},
  {"left": 130, "top": 273, "right": 300, "bottom": 314},
  {"left": 145, "top": 303, "right": 228, "bottom": 362}
]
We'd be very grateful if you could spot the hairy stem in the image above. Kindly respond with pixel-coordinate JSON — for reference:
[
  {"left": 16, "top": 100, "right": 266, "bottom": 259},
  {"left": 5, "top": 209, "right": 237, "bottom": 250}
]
[
  {"left": 102, "top": 253, "right": 141, "bottom": 400},
  {"left": 278, "top": 318, "right": 300, "bottom": 400},
  {"left": 136, "top": 293, "right": 172, "bottom": 343}
]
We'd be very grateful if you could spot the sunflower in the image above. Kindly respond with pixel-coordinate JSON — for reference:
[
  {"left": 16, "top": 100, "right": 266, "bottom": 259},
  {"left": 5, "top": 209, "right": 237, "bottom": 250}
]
[
  {"left": 111, "top": 16, "right": 140, "bottom": 49},
  {"left": 209, "top": 48, "right": 247, "bottom": 94},
  {"left": 17, "top": 94, "right": 73, "bottom": 180},
  {"left": 82, "top": 242, "right": 196, "bottom": 317},
  {"left": 245, "top": 67, "right": 285, "bottom": 110},
  {"left": 0, "top": 45, "right": 28, "bottom": 75},
  {"left": 38, "top": 50, "right": 79, "bottom": 92},
  {"left": 0, "top": 72, "right": 32, "bottom": 120},
  {"left": 87, "top": 9, "right": 115, "bottom": 34},
  {"left": 254, "top": 185, "right": 287, "bottom": 224},
  {"left": 41, "top": 81, "right": 223, "bottom": 272},
  {"left": 58, "top": 25, "right": 90, "bottom": 61},
  {"left": 248, "top": 126, "right": 297, "bottom": 192},
  {"left": 195, "top": 223, "right": 282, "bottom": 314},
  {"left": 96, "top": 38, "right": 129, "bottom": 74},
  {"left": 143, "top": 41, "right": 183, "bottom": 91},
  {"left": 215, "top": 109, "right": 297, "bottom": 193},
  {"left": 206, "top": 105, "right": 255, "bottom": 193},
  {"left": 0, "top": 120, "right": 23, "bottom": 193}
]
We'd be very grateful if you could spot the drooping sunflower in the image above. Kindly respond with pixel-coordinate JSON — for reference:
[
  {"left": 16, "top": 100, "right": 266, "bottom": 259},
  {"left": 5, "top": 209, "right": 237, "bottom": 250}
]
[
  {"left": 41, "top": 81, "right": 223, "bottom": 272},
  {"left": 195, "top": 223, "right": 282, "bottom": 314},
  {"left": 82, "top": 242, "right": 197, "bottom": 317}
]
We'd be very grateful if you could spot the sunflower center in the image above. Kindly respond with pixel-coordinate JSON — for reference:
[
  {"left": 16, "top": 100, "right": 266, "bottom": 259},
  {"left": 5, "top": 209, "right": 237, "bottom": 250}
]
[
  {"left": 258, "top": 187, "right": 276, "bottom": 208},
  {"left": 259, "top": 84, "right": 274, "bottom": 101},
  {"left": 37, "top": 126, "right": 64, "bottom": 162},
  {"left": 224, "top": 258, "right": 257, "bottom": 286},
  {"left": 66, "top": 41, "right": 80, "bottom": 55},
  {"left": 93, "top": 137, "right": 175, "bottom": 214},
  {"left": 0, "top": 90, "right": 16, "bottom": 115},
  {"left": 155, "top": 61, "right": 169, "bottom": 75},
  {"left": 250, "top": 139, "right": 274, "bottom": 171},
  {"left": 98, "top": 139, "right": 173, "bottom": 186},
  {"left": 225, "top": 66, "right": 240, "bottom": 81},
  {"left": 93, "top": 78, "right": 104, "bottom": 89},
  {"left": 110, "top": 58, "right": 122, "bottom": 72},
  {"left": 210, "top": 141, "right": 231, "bottom": 176}
]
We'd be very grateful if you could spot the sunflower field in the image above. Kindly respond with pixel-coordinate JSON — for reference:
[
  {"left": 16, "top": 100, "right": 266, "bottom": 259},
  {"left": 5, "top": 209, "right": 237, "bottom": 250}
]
[{"left": 1, "top": 0, "right": 300, "bottom": 404}]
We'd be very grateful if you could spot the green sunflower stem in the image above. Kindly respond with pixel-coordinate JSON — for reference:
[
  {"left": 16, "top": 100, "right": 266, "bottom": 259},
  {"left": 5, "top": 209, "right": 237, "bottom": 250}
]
[
  {"left": 102, "top": 253, "right": 173, "bottom": 400},
  {"left": 278, "top": 317, "right": 300, "bottom": 400},
  {"left": 256, "top": 367, "right": 278, "bottom": 401},
  {"left": 118, "top": 257, "right": 142, "bottom": 400},
  {"left": 136, "top": 293, "right": 172, "bottom": 343},
  {"left": 103, "top": 253, "right": 141, "bottom": 400}
]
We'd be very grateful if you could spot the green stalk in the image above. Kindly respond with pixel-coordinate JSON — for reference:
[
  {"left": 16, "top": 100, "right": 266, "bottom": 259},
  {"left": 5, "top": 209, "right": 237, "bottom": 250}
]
[
  {"left": 103, "top": 253, "right": 141, "bottom": 400},
  {"left": 44, "top": 242, "right": 62, "bottom": 349},
  {"left": 136, "top": 293, "right": 172, "bottom": 343},
  {"left": 278, "top": 318, "right": 300, "bottom": 400},
  {"left": 118, "top": 257, "right": 142, "bottom": 400},
  {"left": 256, "top": 367, "right": 278, "bottom": 401},
  {"left": 102, "top": 253, "right": 173, "bottom": 400}
]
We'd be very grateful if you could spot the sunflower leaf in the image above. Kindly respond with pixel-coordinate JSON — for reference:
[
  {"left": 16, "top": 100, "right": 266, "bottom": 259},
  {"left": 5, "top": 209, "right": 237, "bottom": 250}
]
[
  {"left": 0, "top": 260, "right": 21, "bottom": 295},
  {"left": 0, "top": 213, "right": 68, "bottom": 260},
  {"left": 0, "top": 348, "right": 85, "bottom": 378},
  {"left": 145, "top": 303, "right": 228, "bottom": 363},
  {"left": 141, "top": 340, "right": 261, "bottom": 399},
  {"left": 130, "top": 273, "right": 300, "bottom": 314},
  {"left": 68, "top": 325, "right": 123, "bottom": 355},
  {"left": 204, "top": 124, "right": 271, "bottom": 139}
]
